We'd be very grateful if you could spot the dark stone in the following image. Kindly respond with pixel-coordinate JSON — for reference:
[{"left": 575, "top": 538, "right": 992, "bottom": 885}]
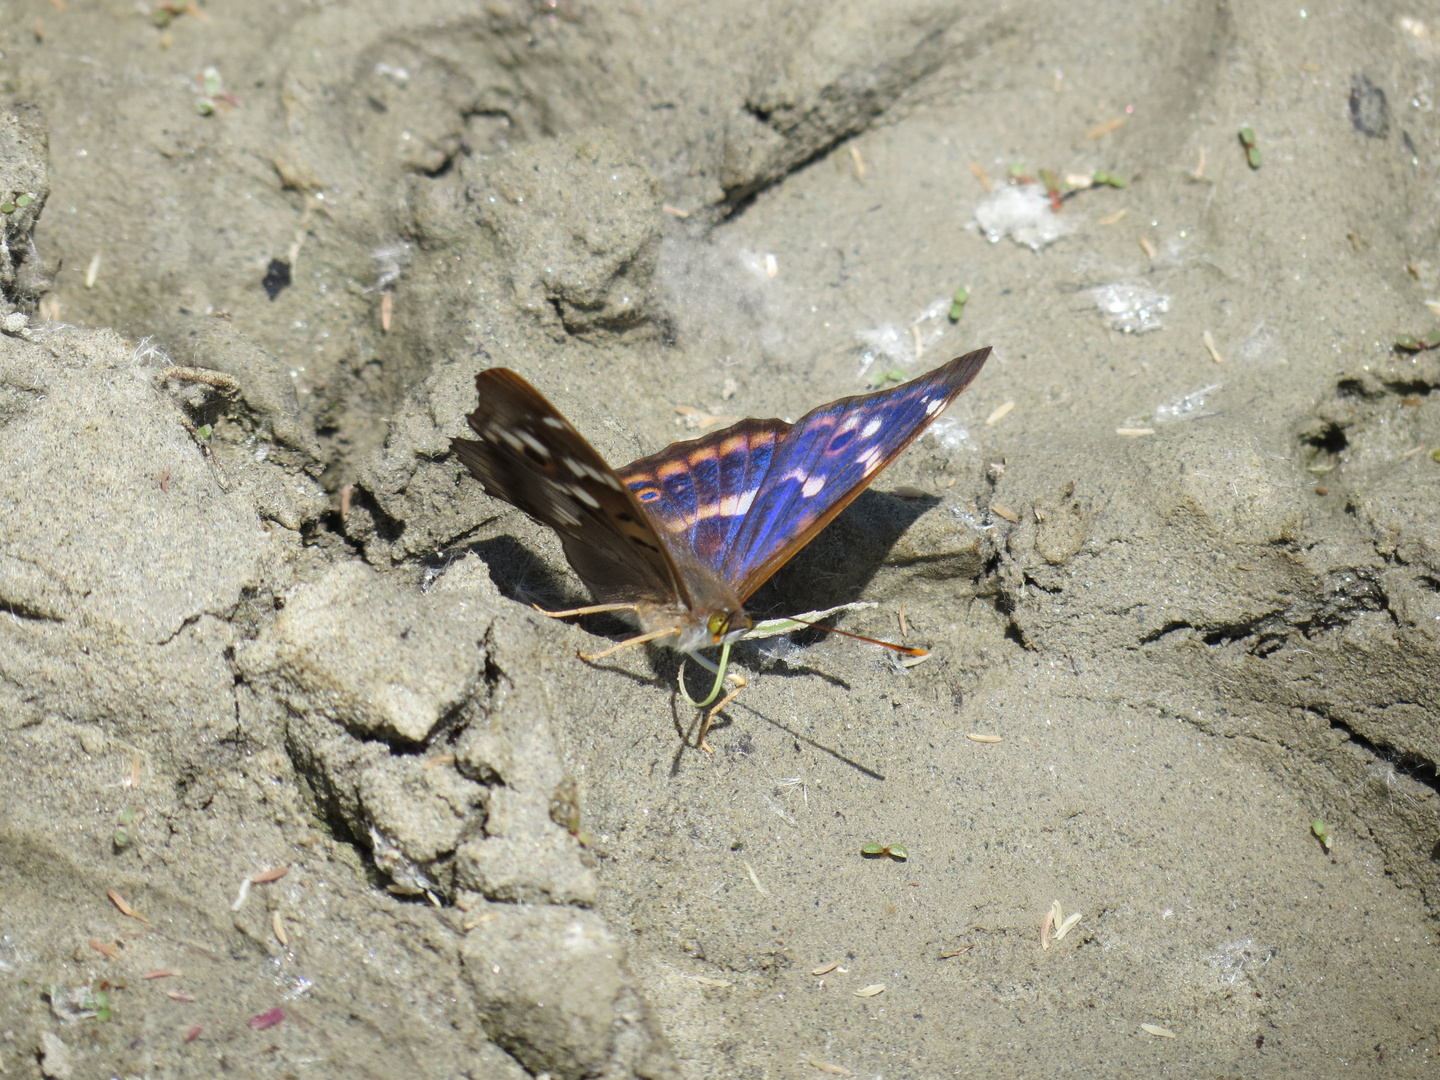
[{"left": 261, "top": 257, "right": 292, "bottom": 299}]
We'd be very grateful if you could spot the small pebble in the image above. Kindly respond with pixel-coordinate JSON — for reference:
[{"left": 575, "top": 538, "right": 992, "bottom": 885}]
[{"left": 1315, "top": 485, "right": 1328, "bottom": 496}]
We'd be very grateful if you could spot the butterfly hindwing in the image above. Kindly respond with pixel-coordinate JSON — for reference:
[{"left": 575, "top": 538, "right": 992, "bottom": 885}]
[
  {"left": 450, "top": 369, "right": 687, "bottom": 608},
  {"left": 719, "top": 347, "right": 991, "bottom": 598}
]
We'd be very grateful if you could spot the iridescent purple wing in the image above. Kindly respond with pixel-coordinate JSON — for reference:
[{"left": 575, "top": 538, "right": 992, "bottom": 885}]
[
  {"left": 615, "top": 418, "right": 788, "bottom": 575},
  {"left": 614, "top": 348, "right": 989, "bottom": 601},
  {"left": 719, "top": 347, "right": 990, "bottom": 599}
]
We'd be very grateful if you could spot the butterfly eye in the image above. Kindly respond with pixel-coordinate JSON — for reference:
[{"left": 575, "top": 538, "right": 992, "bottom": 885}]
[{"left": 707, "top": 611, "right": 731, "bottom": 640}]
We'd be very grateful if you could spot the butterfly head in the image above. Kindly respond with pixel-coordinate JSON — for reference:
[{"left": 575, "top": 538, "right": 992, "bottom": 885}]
[{"left": 707, "top": 608, "right": 752, "bottom": 645}]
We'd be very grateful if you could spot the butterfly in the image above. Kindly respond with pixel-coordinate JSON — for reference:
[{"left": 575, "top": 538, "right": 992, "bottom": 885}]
[{"left": 451, "top": 347, "right": 990, "bottom": 743}]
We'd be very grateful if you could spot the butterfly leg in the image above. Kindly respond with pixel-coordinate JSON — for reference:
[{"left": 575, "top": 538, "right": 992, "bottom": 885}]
[
  {"left": 695, "top": 671, "right": 746, "bottom": 754},
  {"left": 578, "top": 626, "right": 679, "bottom": 662},
  {"left": 532, "top": 602, "right": 641, "bottom": 619}
]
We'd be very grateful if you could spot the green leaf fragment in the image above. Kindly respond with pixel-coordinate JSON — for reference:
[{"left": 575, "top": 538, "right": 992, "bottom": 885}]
[
  {"left": 1093, "top": 170, "right": 1127, "bottom": 188},
  {"left": 0, "top": 203, "right": 13, "bottom": 214},
  {"left": 196, "top": 99, "right": 215, "bottom": 116},
  {"left": 886, "top": 844, "right": 909, "bottom": 860},
  {"left": 868, "top": 368, "right": 906, "bottom": 389},
  {"left": 1239, "top": 126, "right": 1256, "bottom": 147},
  {"left": 948, "top": 303, "right": 965, "bottom": 322},
  {"left": 1396, "top": 334, "right": 1421, "bottom": 351},
  {"left": 15, "top": 193, "right": 32, "bottom": 207},
  {"left": 1008, "top": 162, "right": 1027, "bottom": 179},
  {"left": 113, "top": 827, "right": 130, "bottom": 849},
  {"left": 196, "top": 424, "right": 212, "bottom": 439},
  {"left": 861, "top": 842, "right": 884, "bottom": 856},
  {"left": 1246, "top": 145, "right": 1262, "bottom": 169},
  {"left": 1311, "top": 819, "right": 1332, "bottom": 850}
]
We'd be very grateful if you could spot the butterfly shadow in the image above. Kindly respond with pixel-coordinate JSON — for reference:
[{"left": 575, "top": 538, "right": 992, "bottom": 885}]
[
  {"left": 461, "top": 532, "right": 639, "bottom": 633},
  {"left": 459, "top": 535, "right": 692, "bottom": 693},
  {"left": 742, "top": 489, "right": 939, "bottom": 620},
  {"left": 664, "top": 691, "right": 886, "bottom": 781}
]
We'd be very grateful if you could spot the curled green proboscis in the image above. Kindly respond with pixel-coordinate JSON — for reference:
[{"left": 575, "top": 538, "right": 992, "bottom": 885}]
[{"left": 679, "top": 640, "right": 732, "bottom": 709}]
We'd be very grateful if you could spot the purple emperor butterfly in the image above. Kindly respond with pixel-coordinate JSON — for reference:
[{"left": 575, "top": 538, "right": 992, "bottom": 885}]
[{"left": 451, "top": 347, "right": 989, "bottom": 740}]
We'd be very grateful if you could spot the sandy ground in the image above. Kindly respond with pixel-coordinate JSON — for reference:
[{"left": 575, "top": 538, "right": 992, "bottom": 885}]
[{"left": 1, "top": 0, "right": 1439, "bottom": 1077}]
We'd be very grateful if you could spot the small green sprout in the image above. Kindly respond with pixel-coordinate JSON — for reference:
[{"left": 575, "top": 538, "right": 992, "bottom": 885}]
[
  {"left": 202, "top": 67, "right": 223, "bottom": 97},
  {"left": 1395, "top": 332, "right": 1440, "bottom": 352},
  {"left": 16, "top": 193, "right": 33, "bottom": 207},
  {"left": 867, "top": 367, "right": 906, "bottom": 389},
  {"left": 0, "top": 202, "right": 13, "bottom": 214},
  {"left": 1008, "top": 162, "right": 1027, "bottom": 180},
  {"left": 84, "top": 987, "right": 111, "bottom": 1022},
  {"left": 949, "top": 286, "right": 970, "bottom": 322},
  {"left": 861, "top": 842, "right": 908, "bottom": 861},
  {"left": 113, "top": 806, "right": 137, "bottom": 849},
  {"left": 151, "top": 3, "right": 191, "bottom": 28},
  {"left": 1238, "top": 127, "right": 1261, "bottom": 169},
  {"left": 195, "top": 424, "right": 212, "bottom": 439},
  {"left": 1432, "top": 448, "right": 1440, "bottom": 463},
  {"left": 1311, "top": 818, "right": 1333, "bottom": 851},
  {"left": 1092, "top": 170, "right": 1127, "bottom": 188}
]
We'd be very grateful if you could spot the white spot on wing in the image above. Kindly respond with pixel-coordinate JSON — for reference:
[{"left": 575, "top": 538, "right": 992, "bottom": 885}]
[
  {"left": 564, "top": 457, "right": 587, "bottom": 477},
  {"left": 736, "top": 488, "right": 757, "bottom": 514},
  {"left": 547, "top": 497, "right": 580, "bottom": 525},
  {"left": 860, "top": 417, "right": 882, "bottom": 439},
  {"left": 543, "top": 416, "right": 569, "bottom": 429},
  {"left": 569, "top": 484, "right": 600, "bottom": 509},
  {"left": 518, "top": 431, "right": 551, "bottom": 457},
  {"left": 801, "top": 475, "right": 826, "bottom": 498},
  {"left": 582, "top": 463, "right": 614, "bottom": 486},
  {"left": 924, "top": 397, "right": 944, "bottom": 416}
]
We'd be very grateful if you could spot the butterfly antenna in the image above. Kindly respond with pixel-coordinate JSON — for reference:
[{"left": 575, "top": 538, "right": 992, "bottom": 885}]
[{"left": 777, "top": 615, "right": 928, "bottom": 657}]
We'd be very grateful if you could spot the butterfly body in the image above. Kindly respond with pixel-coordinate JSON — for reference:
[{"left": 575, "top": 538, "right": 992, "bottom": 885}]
[{"left": 451, "top": 347, "right": 990, "bottom": 660}]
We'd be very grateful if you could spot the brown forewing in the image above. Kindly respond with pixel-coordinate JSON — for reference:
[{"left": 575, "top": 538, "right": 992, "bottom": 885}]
[{"left": 450, "top": 368, "right": 686, "bottom": 608}]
